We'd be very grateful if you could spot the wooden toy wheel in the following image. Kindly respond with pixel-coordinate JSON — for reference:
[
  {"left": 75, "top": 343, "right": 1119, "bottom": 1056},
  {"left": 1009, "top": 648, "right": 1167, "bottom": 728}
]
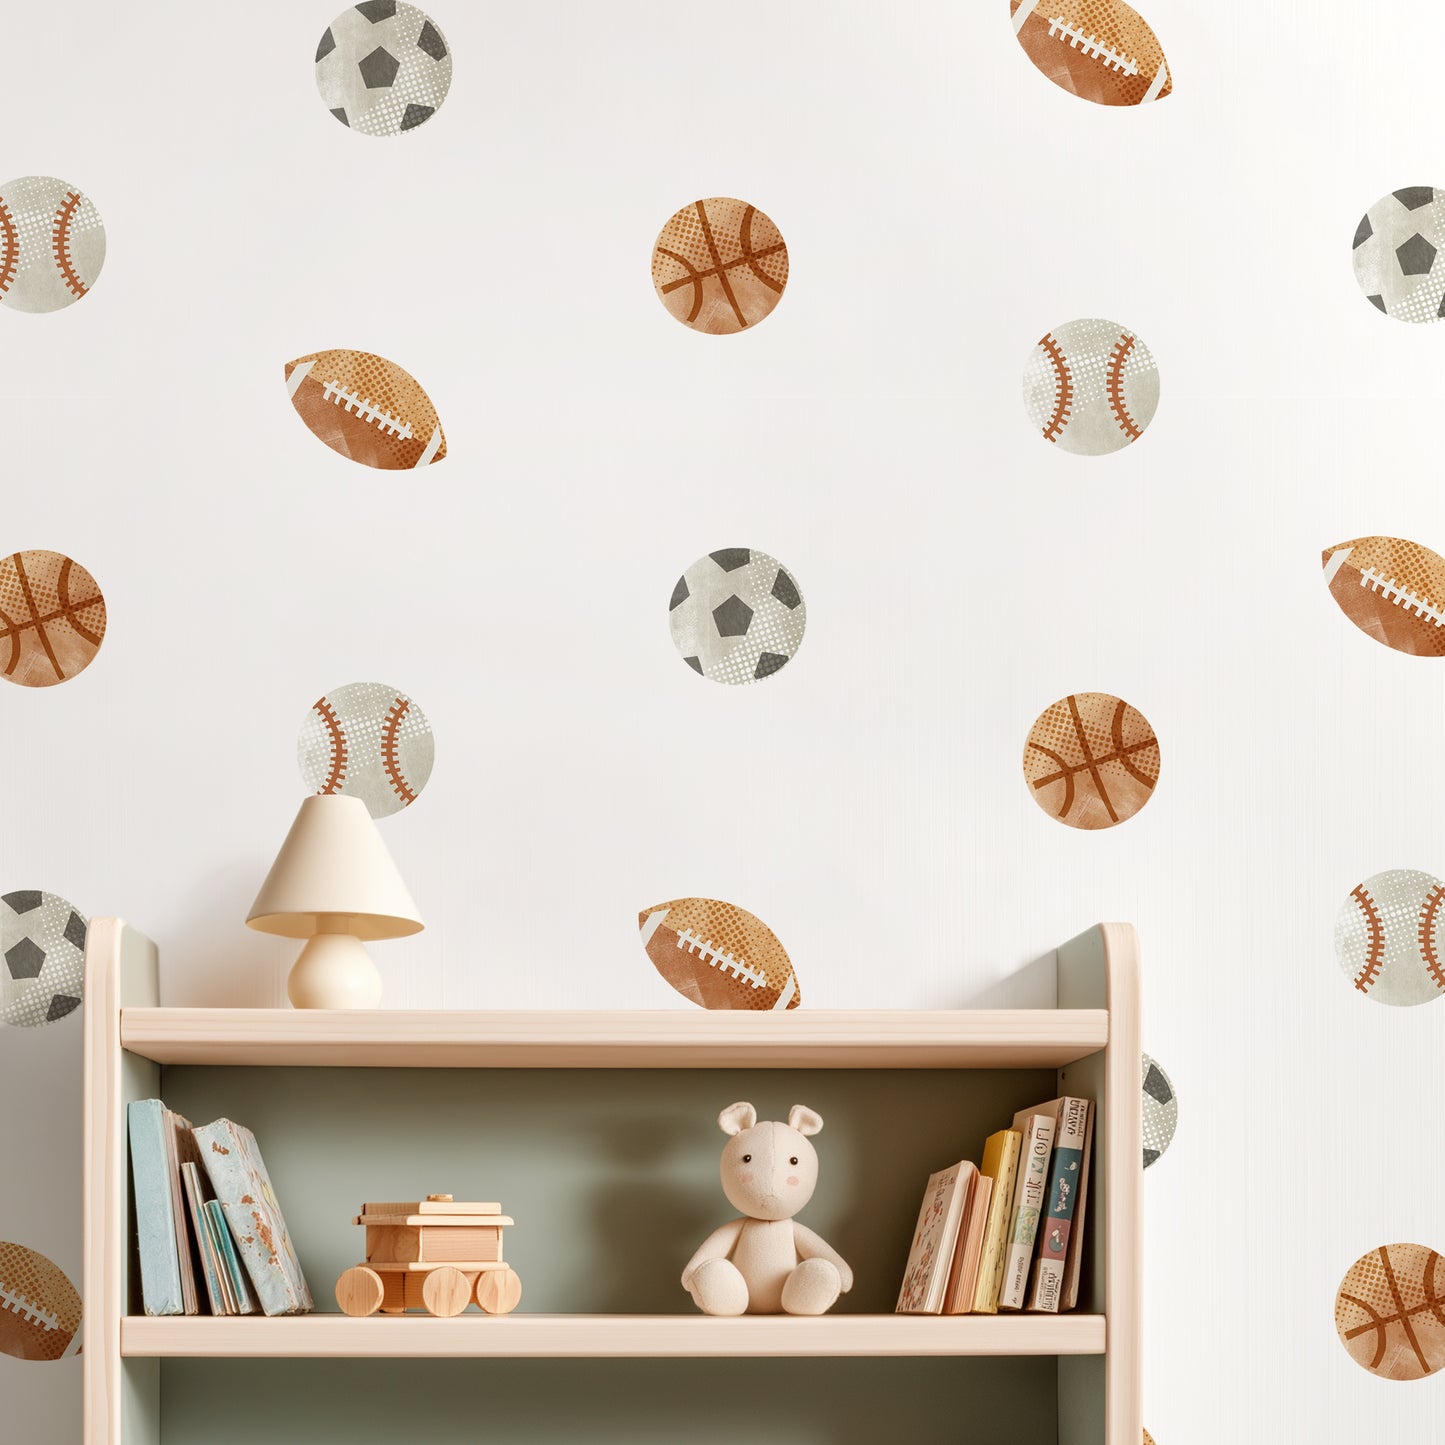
[
  {"left": 476, "top": 1267, "right": 522, "bottom": 1315},
  {"left": 421, "top": 1266, "right": 471, "bottom": 1318},
  {"left": 335, "top": 1266, "right": 384, "bottom": 1318}
]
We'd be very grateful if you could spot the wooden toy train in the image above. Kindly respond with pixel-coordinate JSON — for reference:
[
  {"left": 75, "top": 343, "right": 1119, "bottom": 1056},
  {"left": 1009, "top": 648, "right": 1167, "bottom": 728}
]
[{"left": 335, "top": 1195, "right": 522, "bottom": 1318}]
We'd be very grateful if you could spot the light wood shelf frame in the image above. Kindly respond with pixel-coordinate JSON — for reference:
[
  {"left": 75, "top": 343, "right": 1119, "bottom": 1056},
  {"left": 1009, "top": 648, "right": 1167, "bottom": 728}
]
[{"left": 84, "top": 919, "right": 1141, "bottom": 1444}]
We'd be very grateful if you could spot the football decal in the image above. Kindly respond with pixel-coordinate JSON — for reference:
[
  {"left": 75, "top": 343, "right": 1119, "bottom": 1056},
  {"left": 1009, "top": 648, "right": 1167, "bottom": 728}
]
[
  {"left": 2, "top": 891, "right": 86, "bottom": 1027},
  {"left": 284, "top": 349, "right": 446, "bottom": 469},
  {"left": 652, "top": 198, "right": 789, "bottom": 334},
  {"left": 1334, "top": 869, "right": 1445, "bottom": 1008},
  {"left": 0, "top": 1242, "right": 81, "bottom": 1360},
  {"left": 1023, "top": 692, "right": 1160, "bottom": 830},
  {"left": 1140, "top": 1052, "right": 1176, "bottom": 1169},
  {"left": 0, "top": 175, "right": 105, "bottom": 313},
  {"left": 1351, "top": 188, "right": 1445, "bottom": 323},
  {"left": 1322, "top": 536, "right": 1445, "bottom": 657},
  {"left": 1335, "top": 1243, "right": 1445, "bottom": 1381},
  {"left": 0, "top": 550, "right": 106, "bottom": 688},
  {"left": 297, "top": 681, "right": 435, "bottom": 819},
  {"left": 315, "top": 2, "right": 453, "bottom": 136},
  {"left": 668, "top": 549, "right": 806, "bottom": 685},
  {"left": 1009, "top": 0, "right": 1171, "bottom": 107},
  {"left": 638, "top": 898, "right": 801, "bottom": 1010},
  {"left": 1023, "top": 318, "right": 1159, "bottom": 456}
]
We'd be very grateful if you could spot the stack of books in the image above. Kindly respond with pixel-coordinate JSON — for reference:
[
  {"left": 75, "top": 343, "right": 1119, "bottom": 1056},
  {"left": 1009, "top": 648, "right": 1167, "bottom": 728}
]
[
  {"left": 895, "top": 1094, "right": 1094, "bottom": 1315},
  {"left": 128, "top": 1100, "right": 313, "bottom": 1317}
]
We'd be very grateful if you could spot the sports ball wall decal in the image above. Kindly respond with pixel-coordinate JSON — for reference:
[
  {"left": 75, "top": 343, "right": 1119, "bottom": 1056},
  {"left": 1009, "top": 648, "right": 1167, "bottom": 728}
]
[
  {"left": 668, "top": 548, "right": 806, "bottom": 684},
  {"left": 0, "top": 1241, "right": 81, "bottom": 1360},
  {"left": 1351, "top": 188, "right": 1445, "bottom": 323},
  {"left": 1140, "top": 1052, "right": 1176, "bottom": 1168},
  {"left": 1023, "top": 318, "right": 1159, "bottom": 456},
  {"left": 1009, "top": 0, "right": 1171, "bottom": 107},
  {"left": 284, "top": 349, "right": 446, "bottom": 469},
  {"left": 652, "top": 198, "right": 789, "bottom": 334},
  {"left": 1022, "top": 692, "right": 1160, "bottom": 830},
  {"left": 298, "top": 681, "right": 435, "bottom": 819},
  {"left": 1322, "top": 536, "right": 1445, "bottom": 657},
  {"left": 1334, "top": 869, "right": 1445, "bottom": 1008},
  {"left": 0, "top": 175, "right": 105, "bottom": 313},
  {"left": 316, "top": 2, "right": 453, "bottom": 136},
  {"left": 1335, "top": 1243, "right": 1445, "bottom": 1381},
  {"left": 0, "top": 550, "right": 106, "bottom": 688},
  {"left": 1, "top": 891, "right": 86, "bottom": 1028},
  {"left": 638, "top": 898, "right": 801, "bottom": 1010}
]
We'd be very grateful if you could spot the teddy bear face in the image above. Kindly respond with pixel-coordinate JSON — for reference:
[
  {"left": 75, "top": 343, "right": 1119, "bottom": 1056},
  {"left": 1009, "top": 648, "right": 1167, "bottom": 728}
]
[{"left": 720, "top": 1120, "right": 819, "bottom": 1221}]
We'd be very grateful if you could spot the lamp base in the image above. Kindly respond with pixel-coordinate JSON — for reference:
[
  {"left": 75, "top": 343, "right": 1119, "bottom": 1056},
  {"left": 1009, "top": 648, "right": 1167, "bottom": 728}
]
[{"left": 287, "top": 932, "right": 383, "bottom": 1009}]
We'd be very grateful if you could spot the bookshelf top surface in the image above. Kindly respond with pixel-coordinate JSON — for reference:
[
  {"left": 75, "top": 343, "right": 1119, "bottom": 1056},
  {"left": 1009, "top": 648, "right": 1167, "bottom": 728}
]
[{"left": 119, "top": 1008, "right": 1109, "bottom": 1068}]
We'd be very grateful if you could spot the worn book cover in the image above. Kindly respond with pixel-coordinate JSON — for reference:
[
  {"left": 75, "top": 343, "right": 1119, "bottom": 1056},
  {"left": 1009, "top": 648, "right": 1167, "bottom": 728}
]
[
  {"left": 944, "top": 1174, "right": 992, "bottom": 1314},
  {"left": 1026, "top": 1097, "right": 1093, "bottom": 1312},
  {"left": 896, "top": 1161, "right": 976, "bottom": 1314},
  {"left": 972, "top": 1128, "right": 1022, "bottom": 1313},
  {"left": 128, "top": 1099, "right": 184, "bottom": 1316},
  {"left": 998, "top": 1109, "right": 1057, "bottom": 1310},
  {"left": 192, "top": 1118, "right": 312, "bottom": 1315}
]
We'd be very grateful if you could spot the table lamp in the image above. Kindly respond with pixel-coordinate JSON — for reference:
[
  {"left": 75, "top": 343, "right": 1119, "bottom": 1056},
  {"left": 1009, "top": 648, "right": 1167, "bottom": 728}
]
[{"left": 246, "top": 794, "right": 424, "bottom": 1008}]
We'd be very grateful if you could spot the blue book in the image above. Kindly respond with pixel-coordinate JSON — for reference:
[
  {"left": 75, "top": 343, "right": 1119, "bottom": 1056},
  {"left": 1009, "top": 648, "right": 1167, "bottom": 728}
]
[
  {"left": 206, "top": 1200, "right": 259, "bottom": 1315},
  {"left": 127, "top": 1099, "right": 184, "bottom": 1316}
]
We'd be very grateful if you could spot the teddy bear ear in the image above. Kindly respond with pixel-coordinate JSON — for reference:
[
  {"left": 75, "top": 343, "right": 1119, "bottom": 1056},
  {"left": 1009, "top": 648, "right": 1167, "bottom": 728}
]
[
  {"left": 788, "top": 1105, "right": 823, "bottom": 1136},
  {"left": 718, "top": 1101, "right": 757, "bottom": 1135}
]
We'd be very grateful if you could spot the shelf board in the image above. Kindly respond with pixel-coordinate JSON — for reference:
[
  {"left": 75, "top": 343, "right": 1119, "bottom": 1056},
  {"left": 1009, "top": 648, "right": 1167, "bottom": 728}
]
[
  {"left": 121, "top": 1312, "right": 1105, "bottom": 1359},
  {"left": 119, "top": 1008, "right": 1108, "bottom": 1069}
]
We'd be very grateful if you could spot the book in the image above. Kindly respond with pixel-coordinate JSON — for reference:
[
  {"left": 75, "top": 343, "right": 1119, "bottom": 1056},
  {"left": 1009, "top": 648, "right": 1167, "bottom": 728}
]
[
  {"left": 127, "top": 1099, "right": 185, "bottom": 1316},
  {"left": 179, "top": 1161, "right": 226, "bottom": 1315},
  {"left": 972, "top": 1128, "right": 1022, "bottom": 1313},
  {"left": 895, "top": 1161, "right": 976, "bottom": 1314},
  {"left": 943, "top": 1173, "right": 992, "bottom": 1314},
  {"left": 206, "top": 1200, "right": 259, "bottom": 1315},
  {"left": 162, "top": 1110, "right": 200, "bottom": 1315},
  {"left": 997, "top": 1108, "right": 1057, "bottom": 1310},
  {"left": 1027, "top": 1097, "right": 1094, "bottom": 1312},
  {"left": 1058, "top": 1099, "right": 1096, "bottom": 1312},
  {"left": 192, "top": 1118, "right": 313, "bottom": 1315}
]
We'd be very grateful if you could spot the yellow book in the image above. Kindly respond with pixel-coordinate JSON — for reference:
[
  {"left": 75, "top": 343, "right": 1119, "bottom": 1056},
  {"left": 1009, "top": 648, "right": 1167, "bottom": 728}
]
[{"left": 972, "top": 1128, "right": 1023, "bottom": 1313}]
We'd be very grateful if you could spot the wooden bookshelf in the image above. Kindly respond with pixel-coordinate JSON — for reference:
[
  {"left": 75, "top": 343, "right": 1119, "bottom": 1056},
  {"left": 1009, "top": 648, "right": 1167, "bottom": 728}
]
[{"left": 83, "top": 919, "right": 1142, "bottom": 1445}]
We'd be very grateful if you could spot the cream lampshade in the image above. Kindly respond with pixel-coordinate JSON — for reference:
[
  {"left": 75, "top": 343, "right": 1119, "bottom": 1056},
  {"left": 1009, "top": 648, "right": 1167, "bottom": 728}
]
[{"left": 246, "top": 794, "right": 423, "bottom": 1009}]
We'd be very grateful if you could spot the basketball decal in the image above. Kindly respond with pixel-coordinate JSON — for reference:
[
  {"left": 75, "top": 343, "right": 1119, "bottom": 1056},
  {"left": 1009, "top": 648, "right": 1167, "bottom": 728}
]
[
  {"left": 652, "top": 198, "right": 789, "bottom": 334},
  {"left": 0, "top": 175, "right": 105, "bottom": 314},
  {"left": 669, "top": 549, "right": 806, "bottom": 685},
  {"left": 1009, "top": 0, "right": 1172, "bottom": 107},
  {"left": 1, "top": 892, "right": 86, "bottom": 1028},
  {"left": 298, "top": 681, "right": 435, "bottom": 819},
  {"left": 284, "top": 349, "right": 446, "bottom": 470},
  {"left": 1352, "top": 188, "right": 1445, "bottom": 324},
  {"left": 0, "top": 1242, "right": 81, "bottom": 1360},
  {"left": 638, "top": 897, "right": 801, "bottom": 1010},
  {"left": 1141, "top": 1053, "right": 1177, "bottom": 1168},
  {"left": 1335, "top": 1243, "right": 1445, "bottom": 1381},
  {"left": 0, "top": 550, "right": 107, "bottom": 688},
  {"left": 1322, "top": 536, "right": 1445, "bottom": 657},
  {"left": 1334, "top": 869, "right": 1445, "bottom": 1008},
  {"left": 1023, "top": 693, "right": 1160, "bottom": 830},
  {"left": 316, "top": 2, "right": 453, "bottom": 137},
  {"left": 1142, "top": 1434, "right": 1156, "bottom": 1445},
  {"left": 1023, "top": 318, "right": 1159, "bottom": 455}
]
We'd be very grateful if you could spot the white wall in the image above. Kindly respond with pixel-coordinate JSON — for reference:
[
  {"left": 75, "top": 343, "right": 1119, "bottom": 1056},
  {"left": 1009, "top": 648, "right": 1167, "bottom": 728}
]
[{"left": 4, "top": 0, "right": 1445, "bottom": 1437}]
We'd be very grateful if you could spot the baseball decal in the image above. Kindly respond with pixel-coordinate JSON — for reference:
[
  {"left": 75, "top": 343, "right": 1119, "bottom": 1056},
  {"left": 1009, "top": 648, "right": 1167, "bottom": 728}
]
[
  {"left": 0, "top": 1242, "right": 81, "bottom": 1361},
  {"left": 284, "top": 349, "right": 446, "bottom": 469},
  {"left": 0, "top": 175, "right": 105, "bottom": 314},
  {"left": 1323, "top": 536, "right": 1445, "bottom": 657},
  {"left": 1023, "top": 318, "right": 1159, "bottom": 456},
  {"left": 1009, "top": 0, "right": 1172, "bottom": 107},
  {"left": 638, "top": 898, "right": 801, "bottom": 1011},
  {"left": 1335, "top": 1243, "right": 1445, "bottom": 1381},
  {"left": 1023, "top": 692, "right": 1160, "bottom": 830},
  {"left": 1, "top": 891, "right": 86, "bottom": 1028},
  {"left": 1352, "top": 188, "right": 1445, "bottom": 323},
  {"left": 652, "top": 198, "right": 789, "bottom": 334},
  {"left": 1140, "top": 1052, "right": 1176, "bottom": 1168},
  {"left": 297, "top": 681, "right": 435, "bottom": 819},
  {"left": 0, "top": 550, "right": 107, "bottom": 688},
  {"left": 669, "top": 548, "right": 806, "bottom": 685},
  {"left": 1334, "top": 869, "right": 1445, "bottom": 1008},
  {"left": 316, "top": 2, "right": 453, "bottom": 136}
]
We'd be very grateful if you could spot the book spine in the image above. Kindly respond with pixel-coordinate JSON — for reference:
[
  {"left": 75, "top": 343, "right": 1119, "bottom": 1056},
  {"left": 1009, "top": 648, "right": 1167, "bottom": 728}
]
[
  {"left": 973, "top": 1130, "right": 1021, "bottom": 1314},
  {"left": 207, "top": 1201, "right": 259, "bottom": 1315},
  {"left": 127, "top": 1100, "right": 184, "bottom": 1316},
  {"left": 998, "top": 1113, "right": 1056, "bottom": 1310},
  {"left": 180, "top": 1163, "right": 225, "bottom": 1315},
  {"left": 1027, "top": 1098, "right": 1091, "bottom": 1312},
  {"left": 164, "top": 1111, "right": 198, "bottom": 1314},
  {"left": 1059, "top": 1104, "right": 1096, "bottom": 1311}
]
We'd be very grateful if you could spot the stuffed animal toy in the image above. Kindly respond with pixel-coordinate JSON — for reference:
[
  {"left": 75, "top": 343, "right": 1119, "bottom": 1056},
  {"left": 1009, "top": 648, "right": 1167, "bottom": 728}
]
[{"left": 681, "top": 1101, "right": 853, "bottom": 1316}]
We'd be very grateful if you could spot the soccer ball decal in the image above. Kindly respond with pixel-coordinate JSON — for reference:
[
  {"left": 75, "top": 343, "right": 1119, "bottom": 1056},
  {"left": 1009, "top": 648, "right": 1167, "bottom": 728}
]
[
  {"left": 315, "top": 2, "right": 453, "bottom": 137},
  {"left": 1, "top": 890, "right": 86, "bottom": 1028},
  {"left": 1140, "top": 1052, "right": 1177, "bottom": 1168},
  {"left": 668, "top": 549, "right": 806, "bottom": 685},
  {"left": 1352, "top": 187, "right": 1445, "bottom": 323}
]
